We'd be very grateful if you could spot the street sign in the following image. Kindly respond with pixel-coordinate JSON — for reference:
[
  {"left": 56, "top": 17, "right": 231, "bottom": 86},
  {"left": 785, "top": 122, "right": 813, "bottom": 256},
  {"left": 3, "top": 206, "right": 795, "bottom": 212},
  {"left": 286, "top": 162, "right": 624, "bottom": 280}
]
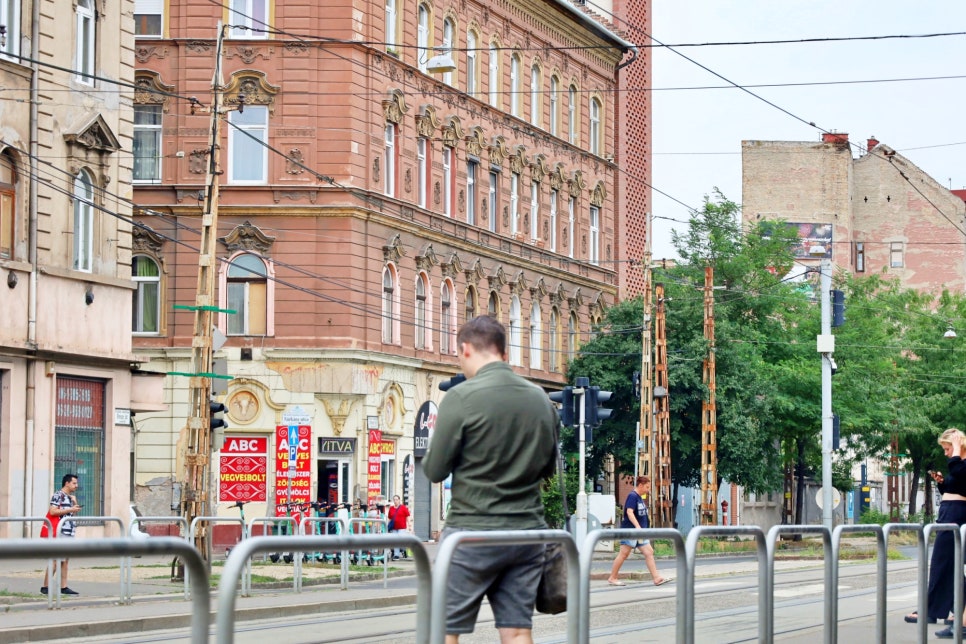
[
  {"left": 282, "top": 405, "right": 311, "bottom": 426},
  {"left": 815, "top": 486, "right": 841, "bottom": 510}
]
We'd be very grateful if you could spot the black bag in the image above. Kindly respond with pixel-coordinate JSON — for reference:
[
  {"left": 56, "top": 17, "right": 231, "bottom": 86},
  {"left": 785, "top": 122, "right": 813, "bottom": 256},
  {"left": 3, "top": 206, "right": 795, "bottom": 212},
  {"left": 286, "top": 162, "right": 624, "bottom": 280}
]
[{"left": 535, "top": 541, "right": 568, "bottom": 614}]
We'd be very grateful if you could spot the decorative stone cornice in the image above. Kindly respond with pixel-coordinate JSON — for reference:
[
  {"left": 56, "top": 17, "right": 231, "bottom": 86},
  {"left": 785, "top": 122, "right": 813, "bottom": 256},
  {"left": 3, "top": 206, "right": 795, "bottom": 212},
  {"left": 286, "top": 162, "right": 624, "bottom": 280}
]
[
  {"left": 487, "top": 265, "right": 507, "bottom": 289},
  {"left": 220, "top": 70, "right": 280, "bottom": 115},
  {"left": 132, "top": 224, "right": 165, "bottom": 254},
  {"left": 509, "top": 145, "right": 528, "bottom": 174},
  {"left": 569, "top": 170, "right": 586, "bottom": 197},
  {"left": 464, "top": 258, "right": 486, "bottom": 282},
  {"left": 415, "top": 105, "right": 441, "bottom": 138},
  {"left": 591, "top": 180, "right": 606, "bottom": 207},
  {"left": 489, "top": 135, "right": 509, "bottom": 167},
  {"left": 550, "top": 282, "right": 567, "bottom": 305},
  {"left": 415, "top": 244, "right": 440, "bottom": 272},
  {"left": 134, "top": 72, "right": 175, "bottom": 111},
  {"left": 63, "top": 114, "right": 121, "bottom": 153},
  {"left": 531, "top": 154, "right": 549, "bottom": 183},
  {"left": 383, "top": 233, "right": 407, "bottom": 263},
  {"left": 318, "top": 396, "right": 356, "bottom": 436},
  {"left": 466, "top": 126, "right": 486, "bottom": 157},
  {"left": 220, "top": 221, "right": 276, "bottom": 253},
  {"left": 509, "top": 270, "right": 529, "bottom": 294},
  {"left": 442, "top": 116, "right": 464, "bottom": 149},
  {"left": 530, "top": 277, "right": 548, "bottom": 300},
  {"left": 383, "top": 88, "right": 409, "bottom": 125},
  {"left": 441, "top": 252, "right": 463, "bottom": 278},
  {"left": 549, "top": 163, "right": 565, "bottom": 191},
  {"left": 568, "top": 286, "right": 584, "bottom": 309}
]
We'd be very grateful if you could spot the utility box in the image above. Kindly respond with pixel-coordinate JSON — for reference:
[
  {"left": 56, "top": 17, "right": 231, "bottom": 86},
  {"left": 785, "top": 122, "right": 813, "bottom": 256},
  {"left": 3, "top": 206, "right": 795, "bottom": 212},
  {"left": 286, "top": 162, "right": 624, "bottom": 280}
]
[{"left": 589, "top": 493, "right": 617, "bottom": 552}]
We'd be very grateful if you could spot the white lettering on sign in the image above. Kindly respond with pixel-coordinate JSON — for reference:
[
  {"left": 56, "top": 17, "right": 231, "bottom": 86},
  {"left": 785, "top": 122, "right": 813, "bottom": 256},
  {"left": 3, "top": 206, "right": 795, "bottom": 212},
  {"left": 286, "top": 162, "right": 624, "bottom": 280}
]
[{"left": 227, "top": 439, "right": 259, "bottom": 452}]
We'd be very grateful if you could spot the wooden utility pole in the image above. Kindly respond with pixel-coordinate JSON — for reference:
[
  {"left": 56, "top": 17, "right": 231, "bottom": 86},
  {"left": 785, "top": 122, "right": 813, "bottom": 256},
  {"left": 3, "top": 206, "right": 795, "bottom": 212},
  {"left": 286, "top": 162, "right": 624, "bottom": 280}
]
[
  {"left": 700, "top": 266, "right": 719, "bottom": 524},
  {"left": 888, "top": 432, "right": 900, "bottom": 522},
  {"left": 180, "top": 23, "right": 227, "bottom": 563},
  {"left": 652, "top": 283, "right": 673, "bottom": 527},
  {"left": 638, "top": 249, "right": 653, "bottom": 484}
]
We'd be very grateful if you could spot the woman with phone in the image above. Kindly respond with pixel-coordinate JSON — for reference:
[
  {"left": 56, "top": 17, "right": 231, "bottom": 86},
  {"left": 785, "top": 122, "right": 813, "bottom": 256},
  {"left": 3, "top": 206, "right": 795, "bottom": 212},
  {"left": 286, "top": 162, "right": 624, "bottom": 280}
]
[{"left": 907, "top": 428, "right": 966, "bottom": 633}]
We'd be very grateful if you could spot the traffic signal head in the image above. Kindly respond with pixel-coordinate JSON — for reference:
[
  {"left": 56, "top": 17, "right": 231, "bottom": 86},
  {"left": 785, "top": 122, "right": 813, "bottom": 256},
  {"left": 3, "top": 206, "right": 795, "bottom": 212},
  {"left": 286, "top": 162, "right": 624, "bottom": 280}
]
[
  {"left": 548, "top": 386, "right": 575, "bottom": 427},
  {"left": 831, "top": 289, "right": 845, "bottom": 327},
  {"left": 209, "top": 398, "right": 228, "bottom": 451},
  {"left": 439, "top": 374, "right": 466, "bottom": 391},
  {"left": 586, "top": 386, "right": 613, "bottom": 426}
]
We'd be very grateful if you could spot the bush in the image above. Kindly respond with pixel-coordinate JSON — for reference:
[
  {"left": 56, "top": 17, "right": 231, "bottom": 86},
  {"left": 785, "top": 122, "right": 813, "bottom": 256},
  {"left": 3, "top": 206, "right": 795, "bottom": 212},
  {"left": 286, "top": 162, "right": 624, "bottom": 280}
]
[{"left": 857, "top": 507, "right": 892, "bottom": 526}]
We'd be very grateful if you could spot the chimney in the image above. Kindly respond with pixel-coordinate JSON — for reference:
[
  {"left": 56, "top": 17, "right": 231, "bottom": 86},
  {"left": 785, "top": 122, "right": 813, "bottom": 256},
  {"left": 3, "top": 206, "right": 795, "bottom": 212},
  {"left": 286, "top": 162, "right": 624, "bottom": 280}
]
[
  {"left": 822, "top": 132, "right": 849, "bottom": 145},
  {"left": 867, "top": 136, "right": 879, "bottom": 152}
]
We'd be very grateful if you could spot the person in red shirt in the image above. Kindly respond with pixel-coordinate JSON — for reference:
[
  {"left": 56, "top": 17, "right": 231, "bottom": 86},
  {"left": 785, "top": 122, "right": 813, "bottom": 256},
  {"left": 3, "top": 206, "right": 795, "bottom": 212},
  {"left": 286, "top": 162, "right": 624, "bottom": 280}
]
[{"left": 388, "top": 495, "right": 410, "bottom": 559}]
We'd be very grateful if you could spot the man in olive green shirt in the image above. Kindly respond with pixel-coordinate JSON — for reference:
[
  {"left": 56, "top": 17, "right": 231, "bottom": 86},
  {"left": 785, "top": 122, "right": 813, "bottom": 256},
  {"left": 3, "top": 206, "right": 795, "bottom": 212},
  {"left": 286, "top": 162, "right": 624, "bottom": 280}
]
[{"left": 424, "top": 315, "right": 557, "bottom": 643}]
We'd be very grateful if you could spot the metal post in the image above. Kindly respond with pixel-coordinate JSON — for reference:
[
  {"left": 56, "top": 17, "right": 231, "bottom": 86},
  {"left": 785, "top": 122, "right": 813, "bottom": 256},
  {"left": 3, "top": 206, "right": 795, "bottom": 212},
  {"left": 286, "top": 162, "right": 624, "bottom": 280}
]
[
  {"left": 819, "top": 258, "right": 834, "bottom": 531},
  {"left": 575, "top": 377, "right": 588, "bottom": 545}
]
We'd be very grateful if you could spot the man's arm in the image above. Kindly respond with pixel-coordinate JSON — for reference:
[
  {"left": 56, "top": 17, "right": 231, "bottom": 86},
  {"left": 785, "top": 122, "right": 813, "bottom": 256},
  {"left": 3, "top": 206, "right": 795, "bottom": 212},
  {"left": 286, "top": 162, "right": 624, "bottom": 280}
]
[
  {"left": 422, "top": 393, "right": 463, "bottom": 482},
  {"left": 626, "top": 504, "right": 641, "bottom": 529}
]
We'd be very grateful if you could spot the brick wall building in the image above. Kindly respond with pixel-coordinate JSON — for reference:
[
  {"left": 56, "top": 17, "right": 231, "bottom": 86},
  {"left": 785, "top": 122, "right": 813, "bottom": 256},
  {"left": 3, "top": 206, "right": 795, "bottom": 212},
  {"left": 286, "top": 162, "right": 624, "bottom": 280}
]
[{"left": 131, "top": 0, "right": 640, "bottom": 540}]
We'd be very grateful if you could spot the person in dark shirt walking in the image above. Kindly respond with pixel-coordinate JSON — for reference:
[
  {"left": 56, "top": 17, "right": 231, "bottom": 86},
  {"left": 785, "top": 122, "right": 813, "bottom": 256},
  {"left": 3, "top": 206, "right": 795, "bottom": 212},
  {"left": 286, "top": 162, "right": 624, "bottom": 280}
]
[
  {"left": 606, "top": 476, "right": 668, "bottom": 587},
  {"left": 423, "top": 316, "right": 557, "bottom": 643}
]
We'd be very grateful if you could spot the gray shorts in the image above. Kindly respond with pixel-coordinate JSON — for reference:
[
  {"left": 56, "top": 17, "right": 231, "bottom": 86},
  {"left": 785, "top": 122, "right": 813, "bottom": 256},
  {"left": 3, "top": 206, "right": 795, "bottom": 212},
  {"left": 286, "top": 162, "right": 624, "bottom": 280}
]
[
  {"left": 439, "top": 526, "right": 544, "bottom": 634},
  {"left": 620, "top": 538, "right": 650, "bottom": 548}
]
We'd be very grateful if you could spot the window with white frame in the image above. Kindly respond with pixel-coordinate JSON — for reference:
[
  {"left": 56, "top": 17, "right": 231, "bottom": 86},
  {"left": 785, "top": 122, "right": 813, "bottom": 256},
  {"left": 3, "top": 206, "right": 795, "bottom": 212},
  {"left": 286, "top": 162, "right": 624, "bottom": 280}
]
[
  {"left": 132, "top": 255, "right": 161, "bottom": 334},
  {"left": 417, "top": 4, "right": 430, "bottom": 73},
  {"left": 73, "top": 169, "right": 94, "bottom": 272},
  {"left": 589, "top": 97, "right": 602, "bottom": 155},
  {"left": 385, "top": 0, "right": 398, "bottom": 53},
  {"left": 549, "top": 307, "right": 559, "bottom": 372},
  {"left": 229, "top": 0, "right": 269, "bottom": 39},
  {"left": 549, "top": 189, "right": 558, "bottom": 252},
  {"left": 567, "top": 195, "right": 575, "bottom": 258},
  {"left": 488, "top": 42, "right": 500, "bottom": 108},
  {"left": 509, "top": 295, "right": 522, "bottom": 365},
  {"left": 530, "top": 63, "right": 542, "bottom": 126},
  {"left": 488, "top": 170, "right": 498, "bottom": 232},
  {"left": 568, "top": 84, "right": 578, "bottom": 145},
  {"left": 487, "top": 290, "right": 499, "bottom": 319},
  {"left": 568, "top": 310, "right": 578, "bottom": 359},
  {"left": 75, "top": 0, "right": 96, "bottom": 84},
  {"left": 509, "top": 54, "right": 521, "bottom": 117},
  {"left": 855, "top": 241, "right": 865, "bottom": 272},
  {"left": 442, "top": 147, "right": 453, "bottom": 217},
  {"left": 441, "top": 280, "right": 456, "bottom": 355},
  {"left": 529, "top": 181, "right": 539, "bottom": 240},
  {"left": 227, "top": 253, "right": 269, "bottom": 335},
  {"left": 442, "top": 18, "right": 455, "bottom": 87},
  {"left": 589, "top": 205, "right": 600, "bottom": 265},
  {"left": 464, "top": 285, "right": 477, "bottom": 322},
  {"left": 890, "top": 242, "right": 904, "bottom": 268},
  {"left": 415, "top": 273, "right": 428, "bottom": 349},
  {"left": 417, "top": 137, "right": 428, "bottom": 208},
  {"left": 549, "top": 76, "right": 559, "bottom": 137},
  {"left": 0, "top": 0, "right": 20, "bottom": 57},
  {"left": 384, "top": 123, "right": 396, "bottom": 196},
  {"left": 529, "top": 300, "right": 542, "bottom": 369},
  {"left": 466, "top": 30, "right": 478, "bottom": 97},
  {"left": 228, "top": 106, "right": 268, "bottom": 184},
  {"left": 135, "top": 0, "right": 163, "bottom": 37},
  {"left": 382, "top": 265, "right": 398, "bottom": 343},
  {"left": 133, "top": 104, "right": 162, "bottom": 182},
  {"left": 466, "top": 159, "right": 478, "bottom": 225},
  {"left": 510, "top": 171, "right": 519, "bottom": 234}
]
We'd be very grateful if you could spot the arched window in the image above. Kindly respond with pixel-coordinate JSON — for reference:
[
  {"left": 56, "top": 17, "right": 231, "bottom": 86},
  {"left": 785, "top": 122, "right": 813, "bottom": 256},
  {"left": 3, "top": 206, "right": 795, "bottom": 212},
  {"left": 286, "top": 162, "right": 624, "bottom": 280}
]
[
  {"left": 487, "top": 290, "right": 500, "bottom": 320},
  {"left": 72, "top": 169, "right": 94, "bottom": 272},
  {"left": 548, "top": 307, "right": 560, "bottom": 372},
  {"left": 529, "top": 300, "right": 542, "bottom": 369},
  {"left": 75, "top": 0, "right": 95, "bottom": 84},
  {"left": 417, "top": 4, "right": 431, "bottom": 73},
  {"left": 509, "top": 295, "right": 522, "bottom": 365},
  {"left": 441, "top": 280, "right": 456, "bottom": 355},
  {"left": 568, "top": 310, "right": 578, "bottom": 359},
  {"left": 415, "top": 272, "right": 429, "bottom": 349},
  {"left": 382, "top": 265, "right": 397, "bottom": 343},
  {"left": 568, "top": 83, "right": 578, "bottom": 145},
  {"left": 132, "top": 255, "right": 161, "bottom": 334},
  {"left": 589, "top": 97, "right": 602, "bottom": 155},
  {"left": 464, "top": 285, "right": 477, "bottom": 322},
  {"left": 466, "top": 29, "right": 479, "bottom": 97},
  {"left": 488, "top": 41, "right": 500, "bottom": 108},
  {"left": 549, "top": 75, "right": 560, "bottom": 137},
  {"left": 442, "top": 18, "right": 456, "bottom": 87},
  {"left": 530, "top": 63, "right": 542, "bottom": 126},
  {"left": 0, "top": 151, "right": 17, "bottom": 260},
  {"left": 509, "top": 53, "right": 522, "bottom": 117},
  {"left": 227, "top": 253, "right": 268, "bottom": 336}
]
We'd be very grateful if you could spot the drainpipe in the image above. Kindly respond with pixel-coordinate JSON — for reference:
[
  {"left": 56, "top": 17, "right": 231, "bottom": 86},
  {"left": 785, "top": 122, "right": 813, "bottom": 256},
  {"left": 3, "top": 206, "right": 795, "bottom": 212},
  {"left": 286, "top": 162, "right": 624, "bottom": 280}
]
[{"left": 23, "top": 0, "right": 42, "bottom": 535}]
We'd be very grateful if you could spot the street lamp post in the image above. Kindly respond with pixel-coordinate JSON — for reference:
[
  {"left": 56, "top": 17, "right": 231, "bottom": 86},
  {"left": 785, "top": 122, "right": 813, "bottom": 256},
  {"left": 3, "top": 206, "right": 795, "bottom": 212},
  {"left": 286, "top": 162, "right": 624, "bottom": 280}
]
[{"left": 817, "top": 258, "right": 835, "bottom": 530}]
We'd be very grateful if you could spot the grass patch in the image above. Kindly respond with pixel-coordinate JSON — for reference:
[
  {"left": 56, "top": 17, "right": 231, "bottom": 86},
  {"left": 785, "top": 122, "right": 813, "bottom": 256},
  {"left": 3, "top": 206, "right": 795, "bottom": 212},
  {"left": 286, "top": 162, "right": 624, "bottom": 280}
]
[{"left": 0, "top": 589, "right": 38, "bottom": 598}]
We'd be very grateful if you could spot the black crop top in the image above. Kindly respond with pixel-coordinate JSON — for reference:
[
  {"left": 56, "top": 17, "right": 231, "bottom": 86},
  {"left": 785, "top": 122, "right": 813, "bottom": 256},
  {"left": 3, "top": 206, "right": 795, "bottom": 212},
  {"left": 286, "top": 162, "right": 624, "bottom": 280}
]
[{"left": 938, "top": 456, "right": 966, "bottom": 496}]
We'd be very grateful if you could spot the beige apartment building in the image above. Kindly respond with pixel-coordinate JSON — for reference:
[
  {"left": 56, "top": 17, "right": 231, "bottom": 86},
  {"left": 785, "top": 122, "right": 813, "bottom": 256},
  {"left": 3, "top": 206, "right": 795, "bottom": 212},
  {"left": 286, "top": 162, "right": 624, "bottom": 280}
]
[
  {"left": 0, "top": 0, "right": 166, "bottom": 536},
  {"left": 131, "top": 0, "right": 640, "bottom": 543}
]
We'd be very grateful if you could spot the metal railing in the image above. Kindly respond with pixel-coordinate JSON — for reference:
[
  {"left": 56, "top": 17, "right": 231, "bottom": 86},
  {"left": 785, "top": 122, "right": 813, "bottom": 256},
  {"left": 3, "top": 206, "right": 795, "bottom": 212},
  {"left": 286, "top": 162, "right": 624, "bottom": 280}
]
[
  {"left": 349, "top": 517, "right": 390, "bottom": 588},
  {"left": 299, "top": 516, "right": 349, "bottom": 590},
  {"left": 53, "top": 515, "right": 126, "bottom": 607},
  {"left": 132, "top": 516, "right": 191, "bottom": 599},
  {"left": 215, "top": 533, "right": 430, "bottom": 644},
  {"left": 832, "top": 524, "right": 886, "bottom": 643},
  {"left": 0, "top": 516, "right": 55, "bottom": 608},
  {"left": 187, "top": 516, "right": 244, "bottom": 598},
  {"left": 430, "top": 529, "right": 579, "bottom": 644},
  {"left": 0, "top": 537, "right": 210, "bottom": 644},
  {"left": 579, "top": 528, "right": 686, "bottom": 644},
  {"left": 764, "top": 525, "right": 832, "bottom": 644}
]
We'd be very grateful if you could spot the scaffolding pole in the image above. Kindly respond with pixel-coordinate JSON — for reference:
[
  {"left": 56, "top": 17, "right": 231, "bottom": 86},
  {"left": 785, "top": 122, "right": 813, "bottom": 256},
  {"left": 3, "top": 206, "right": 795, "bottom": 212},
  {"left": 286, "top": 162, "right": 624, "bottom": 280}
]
[
  {"left": 652, "top": 283, "right": 673, "bottom": 527},
  {"left": 700, "top": 266, "right": 719, "bottom": 525}
]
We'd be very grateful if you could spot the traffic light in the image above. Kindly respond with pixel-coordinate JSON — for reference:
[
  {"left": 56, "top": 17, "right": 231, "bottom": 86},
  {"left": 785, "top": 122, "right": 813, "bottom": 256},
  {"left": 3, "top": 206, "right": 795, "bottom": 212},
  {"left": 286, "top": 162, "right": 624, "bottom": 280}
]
[
  {"left": 831, "top": 289, "right": 845, "bottom": 327},
  {"left": 632, "top": 371, "right": 641, "bottom": 398},
  {"left": 549, "top": 386, "right": 575, "bottom": 427},
  {"left": 832, "top": 413, "right": 841, "bottom": 451},
  {"left": 439, "top": 374, "right": 466, "bottom": 391},
  {"left": 586, "top": 386, "right": 613, "bottom": 426},
  {"left": 210, "top": 398, "right": 228, "bottom": 450}
]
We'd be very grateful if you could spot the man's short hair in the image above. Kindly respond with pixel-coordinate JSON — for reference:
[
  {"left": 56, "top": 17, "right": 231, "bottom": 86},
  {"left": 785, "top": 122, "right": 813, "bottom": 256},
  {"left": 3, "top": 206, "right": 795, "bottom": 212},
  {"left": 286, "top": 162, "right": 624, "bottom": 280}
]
[
  {"left": 457, "top": 315, "right": 506, "bottom": 356},
  {"left": 635, "top": 475, "right": 649, "bottom": 486},
  {"left": 61, "top": 473, "right": 77, "bottom": 487}
]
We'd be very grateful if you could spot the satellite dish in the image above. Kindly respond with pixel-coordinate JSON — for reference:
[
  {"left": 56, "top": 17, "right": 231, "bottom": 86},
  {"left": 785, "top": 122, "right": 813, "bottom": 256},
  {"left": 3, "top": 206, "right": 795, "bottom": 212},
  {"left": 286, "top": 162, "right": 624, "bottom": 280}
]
[{"left": 816, "top": 486, "right": 842, "bottom": 510}]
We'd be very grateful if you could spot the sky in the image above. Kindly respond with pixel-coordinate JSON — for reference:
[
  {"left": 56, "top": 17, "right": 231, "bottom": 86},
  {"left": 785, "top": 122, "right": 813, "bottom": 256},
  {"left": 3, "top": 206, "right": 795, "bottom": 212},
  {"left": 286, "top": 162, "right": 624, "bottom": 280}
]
[{"left": 647, "top": 1, "right": 966, "bottom": 259}]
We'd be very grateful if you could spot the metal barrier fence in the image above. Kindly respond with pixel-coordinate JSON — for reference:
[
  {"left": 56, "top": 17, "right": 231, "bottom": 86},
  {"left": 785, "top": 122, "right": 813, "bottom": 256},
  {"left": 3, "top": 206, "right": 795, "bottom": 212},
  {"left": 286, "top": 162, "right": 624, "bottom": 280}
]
[
  {"left": 187, "top": 516, "right": 244, "bottom": 599},
  {"left": 132, "top": 516, "right": 191, "bottom": 599},
  {"left": 832, "top": 524, "right": 885, "bottom": 642},
  {"left": 54, "top": 515, "right": 127, "bottom": 607},
  {"left": 579, "top": 528, "right": 686, "bottom": 644},
  {"left": 299, "top": 516, "right": 349, "bottom": 590},
  {"left": 215, "top": 533, "right": 431, "bottom": 644},
  {"left": 0, "top": 537, "right": 210, "bottom": 644},
  {"left": 349, "top": 517, "right": 390, "bottom": 588},
  {"left": 0, "top": 516, "right": 55, "bottom": 608},
  {"left": 430, "top": 529, "right": 579, "bottom": 644},
  {"left": 765, "top": 525, "right": 832, "bottom": 643}
]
